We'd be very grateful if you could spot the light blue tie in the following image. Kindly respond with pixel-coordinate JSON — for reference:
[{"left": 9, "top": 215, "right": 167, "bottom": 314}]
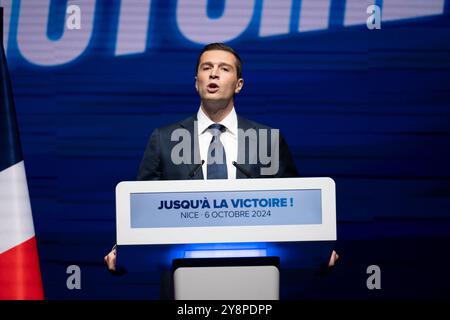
[{"left": 207, "top": 124, "right": 227, "bottom": 179}]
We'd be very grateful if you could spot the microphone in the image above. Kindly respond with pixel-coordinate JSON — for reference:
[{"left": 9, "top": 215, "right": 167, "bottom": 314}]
[
  {"left": 188, "top": 160, "right": 205, "bottom": 178},
  {"left": 232, "top": 161, "right": 254, "bottom": 178}
]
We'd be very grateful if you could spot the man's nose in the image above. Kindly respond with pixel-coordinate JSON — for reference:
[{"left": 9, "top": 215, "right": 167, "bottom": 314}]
[{"left": 209, "top": 67, "right": 219, "bottom": 79}]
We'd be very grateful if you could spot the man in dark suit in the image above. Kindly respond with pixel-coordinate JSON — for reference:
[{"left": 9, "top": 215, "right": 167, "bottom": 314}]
[
  {"left": 137, "top": 43, "right": 298, "bottom": 181},
  {"left": 136, "top": 112, "right": 299, "bottom": 181},
  {"left": 105, "top": 43, "right": 338, "bottom": 271}
]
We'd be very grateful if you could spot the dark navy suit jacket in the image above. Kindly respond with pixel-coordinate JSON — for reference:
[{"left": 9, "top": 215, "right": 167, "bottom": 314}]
[{"left": 137, "top": 115, "right": 298, "bottom": 180}]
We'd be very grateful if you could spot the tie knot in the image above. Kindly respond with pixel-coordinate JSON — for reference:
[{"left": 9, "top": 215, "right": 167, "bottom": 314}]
[{"left": 209, "top": 123, "right": 226, "bottom": 136}]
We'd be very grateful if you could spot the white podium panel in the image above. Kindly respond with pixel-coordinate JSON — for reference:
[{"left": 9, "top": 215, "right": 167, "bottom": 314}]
[
  {"left": 172, "top": 257, "right": 280, "bottom": 300},
  {"left": 174, "top": 265, "right": 279, "bottom": 300}
]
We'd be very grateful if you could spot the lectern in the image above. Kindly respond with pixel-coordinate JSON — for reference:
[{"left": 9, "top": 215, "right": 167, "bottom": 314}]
[{"left": 115, "top": 178, "right": 336, "bottom": 300}]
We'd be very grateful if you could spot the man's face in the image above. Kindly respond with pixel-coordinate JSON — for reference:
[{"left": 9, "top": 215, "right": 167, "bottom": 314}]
[{"left": 195, "top": 50, "right": 243, "bottom": 109}]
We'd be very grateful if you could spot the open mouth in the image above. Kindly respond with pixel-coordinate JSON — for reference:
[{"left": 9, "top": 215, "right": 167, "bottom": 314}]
[{"left": 207, "top": 83, "right": 219, "bottom": 93}]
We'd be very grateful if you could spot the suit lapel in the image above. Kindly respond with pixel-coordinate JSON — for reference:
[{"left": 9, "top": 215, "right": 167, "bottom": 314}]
[
  {"left": 236, "top": 116, "right": 259, "bottom": 179},
  {"left": 179, "top": 116, "right": 204, "bottom": 179}
]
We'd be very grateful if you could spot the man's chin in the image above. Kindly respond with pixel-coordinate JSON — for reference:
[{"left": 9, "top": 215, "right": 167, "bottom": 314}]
[{"left": 201, "top": 98, "right": 231, "bottom": 113}]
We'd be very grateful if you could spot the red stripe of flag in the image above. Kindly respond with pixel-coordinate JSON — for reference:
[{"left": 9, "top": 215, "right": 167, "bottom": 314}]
[{"left": 0, "top": 237, "right": 44, "bottom": 300}]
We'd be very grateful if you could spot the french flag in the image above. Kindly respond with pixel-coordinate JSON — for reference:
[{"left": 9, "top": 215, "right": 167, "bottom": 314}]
[{"left": 0, "top": 42, "right": 44, "bottom": 299}]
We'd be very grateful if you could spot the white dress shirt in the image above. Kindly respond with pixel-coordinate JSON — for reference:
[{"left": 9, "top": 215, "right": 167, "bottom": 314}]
[{"left": 197, "top": 106, "right": 238, "bottom": 179}]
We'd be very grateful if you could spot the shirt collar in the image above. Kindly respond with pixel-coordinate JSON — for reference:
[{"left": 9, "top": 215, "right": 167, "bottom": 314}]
[{"left": 197, "top": 106, "right": 238, "bottom": 136}]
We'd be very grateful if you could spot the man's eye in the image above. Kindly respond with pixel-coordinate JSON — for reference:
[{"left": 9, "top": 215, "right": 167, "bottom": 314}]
[
  {"left": 202, "top": 66, "right": 211, "bottom": 70},
  {"left": 222, "top": 67, "right": 229, "bottom": 71}
]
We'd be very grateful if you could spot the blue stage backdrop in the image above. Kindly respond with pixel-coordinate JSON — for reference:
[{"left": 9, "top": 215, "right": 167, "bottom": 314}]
[{"left": 2, "top": 0, "right": 450, "bottom": 299}]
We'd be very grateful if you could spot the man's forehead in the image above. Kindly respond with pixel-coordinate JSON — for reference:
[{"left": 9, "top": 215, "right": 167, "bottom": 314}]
[{"left": 199, "top": 50, "right": 237, "bottom": 66}]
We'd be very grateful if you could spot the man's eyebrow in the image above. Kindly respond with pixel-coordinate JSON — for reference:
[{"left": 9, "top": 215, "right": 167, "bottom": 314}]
[
  {"left": 200, "top": 61, "right": 213, "bottom": 66},
  {"left": 219, "top": 62, "right": 234, "bottom": 68}
]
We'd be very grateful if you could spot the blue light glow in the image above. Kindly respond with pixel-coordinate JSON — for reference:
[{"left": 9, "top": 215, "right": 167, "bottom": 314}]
[
  {"left": 185, "top": 249, "right": 267, "bottom": 258},
  {"left": 164, "top": 242, "right": 286, "bottom": 266}
]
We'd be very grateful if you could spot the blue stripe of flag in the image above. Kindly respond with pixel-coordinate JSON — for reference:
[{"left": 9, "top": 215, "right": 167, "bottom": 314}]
[{"left": 1, "top": 43, "right": 23, "bottom": 172}]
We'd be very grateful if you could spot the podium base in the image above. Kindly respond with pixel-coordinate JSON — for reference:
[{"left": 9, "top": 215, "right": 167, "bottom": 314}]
[{"left": 172, "top": 257, "right": 280, "bottom": 300}]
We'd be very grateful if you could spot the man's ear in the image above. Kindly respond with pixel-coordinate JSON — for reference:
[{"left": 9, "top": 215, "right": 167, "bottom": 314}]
[
  {"left": 235, "top": 78, "right": 244, "bottom": 94},
  {"left": 195, "top": 76, "right": 199, "bottom": 92}
]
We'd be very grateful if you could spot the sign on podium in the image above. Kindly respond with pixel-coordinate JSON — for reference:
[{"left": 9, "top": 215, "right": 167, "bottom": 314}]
[{"left": 116, "top": 177, "right": 336, "bottom": 245}]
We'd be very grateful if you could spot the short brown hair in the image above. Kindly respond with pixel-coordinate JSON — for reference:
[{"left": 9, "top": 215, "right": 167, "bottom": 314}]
[{"left": 196, "top": 43, "right": 242, "bottom": 79}]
